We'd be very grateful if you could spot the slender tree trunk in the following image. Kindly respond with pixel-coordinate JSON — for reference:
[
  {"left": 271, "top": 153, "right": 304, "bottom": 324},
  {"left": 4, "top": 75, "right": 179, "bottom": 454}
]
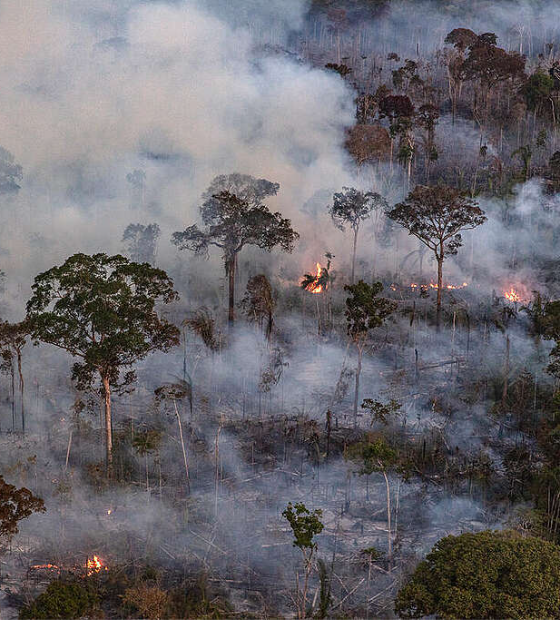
[
  {"left": 145, "top": 451, "right": 150, "bottom": 495},
  {"left": 502, "top": 334, "right": 510, "bottom": 407},
  {"left": 353, "top": 342, "right": 363, "bottom": 429},
  {"left": 17, "top": 349, "right": 24, "bottom": 435},
  {"left": 173, "top": 400, "right": 190, "bottom": 494},
  {"left": 436, "top": 252, "right": 443, "bottom": 331},
  {"left": 10, "top": 361, "right": 15, "bottom": 432},
  {"left": 383, "top": 470, "right": 392, "bottom": 563},
  {"left": 101, "top": 374, "right": 113, "bottom": 478},
  {"left": 227, "top": 254, "right": 237, "bottom": 326},
  {"left": 351, "top": 226, "right": 358, "bottom": 284}
]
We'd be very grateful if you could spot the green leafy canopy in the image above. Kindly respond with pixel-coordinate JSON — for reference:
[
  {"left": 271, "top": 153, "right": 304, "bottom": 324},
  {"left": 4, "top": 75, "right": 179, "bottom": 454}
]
[{"left": 26, "top": 252, "right": 180, "bottom": 390}]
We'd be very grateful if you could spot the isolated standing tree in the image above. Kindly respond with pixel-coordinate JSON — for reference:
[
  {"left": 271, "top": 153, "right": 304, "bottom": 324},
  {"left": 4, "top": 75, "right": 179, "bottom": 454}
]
[
  {"left": 387, "top": 185, "right": 486, "bottom": 329},
  {"left": 26, "top": 253, "right": 180, "bottom": 476},
  {"left": 345, "top": 281, "right": 395, "bottom": 428},
  {"left": 283, "top": 502, "right": 324, "bottom": 619},
  {"left": 172, "top": 180, "right": 298, "bottom": 325},
  {"left": 329, "top": 187, "right": 388, "bottom": 284},
  {"left": 346, "top": 437, "right": 398, "bottom": 560}
]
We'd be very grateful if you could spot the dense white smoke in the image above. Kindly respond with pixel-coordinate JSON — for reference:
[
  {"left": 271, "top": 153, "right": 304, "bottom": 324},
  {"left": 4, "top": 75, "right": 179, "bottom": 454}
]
[{"left": 0, "top": 0, "right": 355, "bottom": 303}]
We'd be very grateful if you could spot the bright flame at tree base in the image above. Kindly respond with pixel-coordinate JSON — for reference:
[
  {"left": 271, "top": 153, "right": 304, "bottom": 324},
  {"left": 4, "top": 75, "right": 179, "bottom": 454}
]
[{"left": 304, "top": 263, "right": 324, "bottom": 294}]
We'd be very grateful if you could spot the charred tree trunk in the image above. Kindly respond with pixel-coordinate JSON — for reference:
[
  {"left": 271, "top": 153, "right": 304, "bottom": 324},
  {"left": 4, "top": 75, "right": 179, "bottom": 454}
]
[
  {"left": 436, "top": 250, "right": 444, "bottom": 332},
  {"left": 16, "top": 348, "right": 24, "bottom": 435},
  {"left": 10, "top": 359, "right": 15, "bottom": 432}
]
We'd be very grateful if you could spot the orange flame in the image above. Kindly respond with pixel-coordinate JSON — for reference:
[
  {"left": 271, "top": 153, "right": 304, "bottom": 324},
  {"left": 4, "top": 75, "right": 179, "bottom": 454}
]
[
  {"left": 427, "top": 280, "right": 468, "bottom": 290},
  {"left": 504, "top": 287, "right": 521, "bottom": 302},
  {"left": 305, "top": 263, "right": 324, "bottom": 294},
  {"left": 31, "top": 563, "right": 59, "bottom": 570},
  {"left": 87, "top": 555, "right": 106, "bottom": 575}
]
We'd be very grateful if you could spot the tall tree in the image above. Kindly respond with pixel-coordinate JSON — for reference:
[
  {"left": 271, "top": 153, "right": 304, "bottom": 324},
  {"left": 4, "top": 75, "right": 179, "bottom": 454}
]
[
  {"left": 122, "top": 223, "right": 161, "bottom": 265},
  {"left": 345, "top": 281, "right": 395, "bottom": 428},
  {"left": 379, "top": 95, "right": 415, "bottom": 174},
  {"left": 0, "top": 321, "right": 29, "bottom": 433},
  {"left": 172, "top": 181, "right": 298, "bottom": 325},
  {"left": 202, "top": 173, "right": 279, "bottom": 207},
  {"left": 444, "top": 28, "right": 478, "bottom": 124},
  {"left": 386, "top": 185, "right": 486, "bottom": 329},
  {"left": 329, "top": 187, "right": 388, "bottom": 284},
  {"left": 462, "top": 33, "right": 526, "bottom": 124},
  {"left": 26, "top": 253, "right": 180, "bottom": 476}
]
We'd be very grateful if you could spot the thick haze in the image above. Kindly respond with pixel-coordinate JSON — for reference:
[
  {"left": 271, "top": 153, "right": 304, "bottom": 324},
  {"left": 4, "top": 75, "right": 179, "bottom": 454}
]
[{"left": 0, "top": 0, "right": 354, "bottom": 304}]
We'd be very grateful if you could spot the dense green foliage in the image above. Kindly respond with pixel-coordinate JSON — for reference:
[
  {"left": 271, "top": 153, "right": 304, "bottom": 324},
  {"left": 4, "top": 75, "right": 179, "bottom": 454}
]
[
  {"left": 0, "top": 475, "right": 45, "bottom": 539},
  {"left": 283, "top": 502, "right": 324, "bottom": 550},
  {"left": 19, "top": 581, "right": 99, "bottom": 619},
  {"left": 395, "top": 531, "right": 560, "bottom": 619}
]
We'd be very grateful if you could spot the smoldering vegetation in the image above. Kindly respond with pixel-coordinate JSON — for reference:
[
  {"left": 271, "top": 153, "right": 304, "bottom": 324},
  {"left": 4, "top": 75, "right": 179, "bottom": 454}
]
[{"left": 1, "top": 0, "right": 560, "bottom": 618}]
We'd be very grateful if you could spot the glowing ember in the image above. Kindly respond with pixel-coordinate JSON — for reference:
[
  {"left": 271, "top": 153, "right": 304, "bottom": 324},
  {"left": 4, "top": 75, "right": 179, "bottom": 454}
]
[
  {"left": 304, "top": 263, "right": 324, "bottom": 294},
  {"left": 504, "top": 287, "right": 521, "bottom": 302},
  {"left": 427, "top": 281, "right": 468, "bottom": 290},
  {"left": 86, "top": 555, "right": 106, "bottom": 575},
  {"left": 407, "top": 281, "right": 468, "bottom": 291},
  {"left": 31, "top": 563, "right": 59, "bottom": 570}
]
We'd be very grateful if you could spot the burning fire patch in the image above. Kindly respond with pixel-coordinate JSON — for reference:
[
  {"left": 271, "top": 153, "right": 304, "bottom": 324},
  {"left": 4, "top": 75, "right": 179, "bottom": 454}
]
[
  {"left": 504, "top": 287, "right": 521, "bottom": 302},
  {"left": 303, "top": 263, "right": 325, "bottom": 294},
  {"left": 86, "top": 555, "right": 107, "bottom": 575}
]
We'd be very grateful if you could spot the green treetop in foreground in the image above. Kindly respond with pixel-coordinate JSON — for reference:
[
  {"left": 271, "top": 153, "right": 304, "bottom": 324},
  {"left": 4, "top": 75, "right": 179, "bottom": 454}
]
[{"left": 395, "top": 530, "right": 560, "bottom": 619}]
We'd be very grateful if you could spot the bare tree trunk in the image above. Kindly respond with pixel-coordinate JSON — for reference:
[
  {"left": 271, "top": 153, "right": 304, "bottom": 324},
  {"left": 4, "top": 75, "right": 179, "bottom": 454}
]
[
  {"left": 227, "top": 254, "right": 237, "bottom": 326},
  {"left": 101, "top": 375, "right": 113, "bottom": 478},
  {"left": 214, "top": 423, "right": 222, "bottom": 517},
  {"left": 436, "top": 253, "right": 443, "bottom": 331},
  {"left": 383, "top": 470, "right": 392, "bottom": 563},
  {"left": 351, "top": 226, "right": 358, "bottom": 284},
  {"left": 173, "top": 400, "right": 190, "bottom": 494},
  {"left": 16, "top": 349, "right": 24, "bottom": 435},
  {"left": 353, "top": 342, "right": 363, "bottom": 429},
  {"left": 10, "top": 360, "right": 15, "bottom": 432},
  {"left": 502, "top": 334, "right": 510, "bottom": 407}
]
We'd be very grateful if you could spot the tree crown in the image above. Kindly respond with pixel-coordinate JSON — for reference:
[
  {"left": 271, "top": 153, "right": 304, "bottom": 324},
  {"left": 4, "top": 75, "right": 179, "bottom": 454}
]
[
  {"left": 26, "top": 253, "right": 180, "bottom": 388},
  {"left": 386, "top": 185, "right": 486, "bottom": 257},
  {"left": 172, "top": 190, "right": 298, "bottom": 261},
  {"left": 344, "top": 280, "right": 395, "bottom": 341},
  {"left": 330, "top": 187, "right": 388, "bottom": 232}
]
